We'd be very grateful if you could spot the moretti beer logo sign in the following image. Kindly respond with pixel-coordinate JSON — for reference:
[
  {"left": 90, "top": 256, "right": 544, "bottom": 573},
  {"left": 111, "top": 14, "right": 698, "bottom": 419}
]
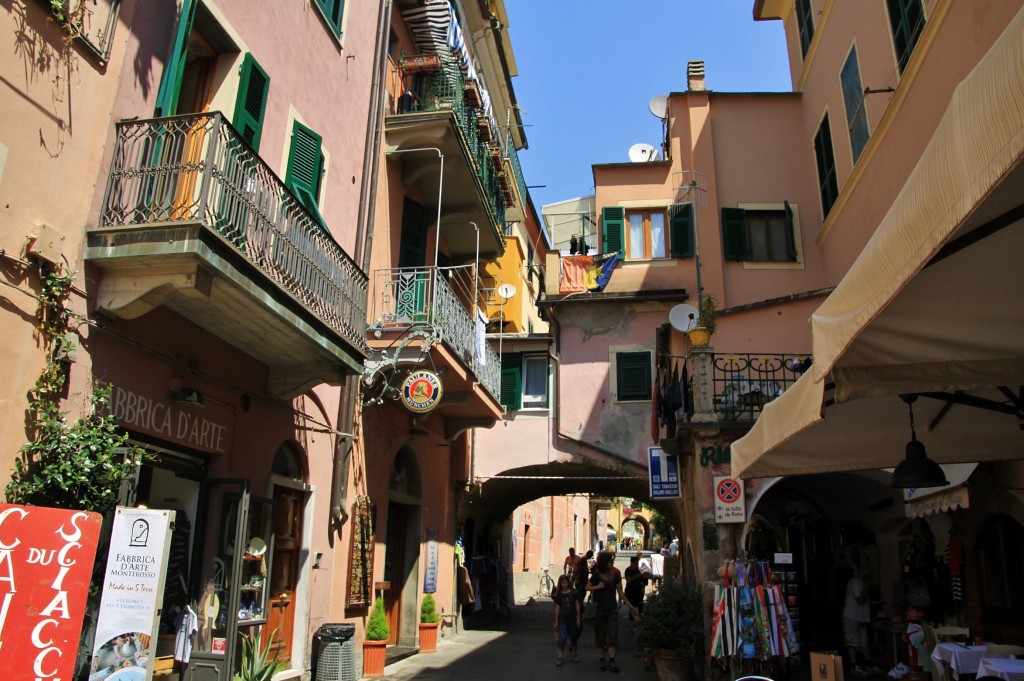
[{"left": 401, "top": 370, "right": 443, "bottom": 413}]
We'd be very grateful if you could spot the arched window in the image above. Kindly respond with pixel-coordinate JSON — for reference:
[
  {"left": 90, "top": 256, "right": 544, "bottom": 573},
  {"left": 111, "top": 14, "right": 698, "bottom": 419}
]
[
  {"left": 389, "top": 447, "right": 421, "bottom": 499},
  {"left": 272, "top": 443, "right": 305, "bottom": 481}
]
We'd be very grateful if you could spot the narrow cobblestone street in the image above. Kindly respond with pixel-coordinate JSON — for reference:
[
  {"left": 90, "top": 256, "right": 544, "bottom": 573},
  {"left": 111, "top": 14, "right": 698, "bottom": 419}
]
[{"left": 384, "top": 598, "right": 652, "bottom": 681}]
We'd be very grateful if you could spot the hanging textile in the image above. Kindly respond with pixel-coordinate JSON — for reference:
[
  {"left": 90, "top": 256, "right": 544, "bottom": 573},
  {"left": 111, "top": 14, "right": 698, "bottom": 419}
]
[
  {"left": 948, "top": 536, "right": 963, "bottom": 601},
  {"left": 710, "top": 563, "right": 738, "bottom": 658},
  {"left": 651, "top": 375, "right": 661, "bottom": 444},
  {"left": 736, "top": 563, "right": 758, "bottom": 658}
]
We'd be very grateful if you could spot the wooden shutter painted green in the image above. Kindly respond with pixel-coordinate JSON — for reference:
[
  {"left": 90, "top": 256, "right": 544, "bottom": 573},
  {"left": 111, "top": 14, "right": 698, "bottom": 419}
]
[
  {"left": 784, "top": 201, "right": 798, "bottom": 261},
  {"left": 316, "top": 0, "right": 345, "bottom": 36},
  {"left": 286, "top": 121, "right": 325, "bottom": 223},
  {"left": 154, "top": 0, "right": 199, "bottom": 116},
  {"left": 233, "top": 54, "right": 270, "bottom": 152},
  {"left": 721, "top": 207, "right": 750, "bottom": 261},
  {"left": 500, "top": 352, "right": 522, "bottom": 410},
  {"left": 669, "top": 204, "right": 695, "bottom": 258},
  {"left": 601, "top": 207, "right": 625, "bottom": 255},
  {"left": 616, "top": 352, "right": 651, "bottom": 401}
]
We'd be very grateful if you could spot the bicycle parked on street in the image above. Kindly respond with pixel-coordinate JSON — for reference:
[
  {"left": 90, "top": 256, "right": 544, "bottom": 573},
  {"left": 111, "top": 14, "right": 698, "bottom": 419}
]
[{"left": 537, "top": 564, "right": 555, "bottom": 597}]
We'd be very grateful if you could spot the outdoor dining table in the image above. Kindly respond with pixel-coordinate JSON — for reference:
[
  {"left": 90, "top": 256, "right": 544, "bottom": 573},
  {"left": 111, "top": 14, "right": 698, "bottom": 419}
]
[
  {"left": 931, "top": 642, "right": 988, "bottom": 679},
  {"left": 977, "top": 657, "right": 1024, "bottom": 681}
]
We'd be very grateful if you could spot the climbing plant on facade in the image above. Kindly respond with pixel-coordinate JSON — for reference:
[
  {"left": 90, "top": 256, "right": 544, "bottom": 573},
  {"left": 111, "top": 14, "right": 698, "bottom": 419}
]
[{"left": 6, "top": 265, "right": 144, "bottom": 513}]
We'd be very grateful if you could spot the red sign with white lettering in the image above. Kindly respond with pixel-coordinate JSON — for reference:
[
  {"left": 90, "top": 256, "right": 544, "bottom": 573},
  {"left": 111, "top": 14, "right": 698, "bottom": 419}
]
[{"left": 0, "top": 504, "right": 102, "bottom": 679}]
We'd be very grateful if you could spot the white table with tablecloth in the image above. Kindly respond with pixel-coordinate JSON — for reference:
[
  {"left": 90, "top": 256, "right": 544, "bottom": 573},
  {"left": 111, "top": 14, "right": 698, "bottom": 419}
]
[
  {"left": 931, "top": 643, "right": 988, "bottom": 679},
  {"left": 977, "top": 657, "right": 1024, "bottom": 681}
]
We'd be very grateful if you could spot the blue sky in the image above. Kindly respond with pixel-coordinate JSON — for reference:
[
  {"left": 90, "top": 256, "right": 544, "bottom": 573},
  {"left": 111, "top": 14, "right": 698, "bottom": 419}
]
[{"left": 505, "top": 2, "right": 793, "bottom": 214}]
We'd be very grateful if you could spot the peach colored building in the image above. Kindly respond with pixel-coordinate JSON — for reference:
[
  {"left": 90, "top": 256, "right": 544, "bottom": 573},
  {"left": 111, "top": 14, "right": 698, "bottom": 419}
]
[{"left": 536, "top": 0, "right": 1023, "bottom": 664}]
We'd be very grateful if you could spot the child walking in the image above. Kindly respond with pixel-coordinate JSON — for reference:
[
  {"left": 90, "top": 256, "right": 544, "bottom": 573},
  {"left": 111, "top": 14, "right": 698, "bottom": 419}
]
[{"left": 553, "top": 575, "right": 581, "bottom": 666}]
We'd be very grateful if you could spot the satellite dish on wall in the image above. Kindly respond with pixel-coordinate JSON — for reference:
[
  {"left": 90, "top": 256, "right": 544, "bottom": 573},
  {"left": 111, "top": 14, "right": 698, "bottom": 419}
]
[
  {"left": 497, "top": 283, "right": 517, "bottom": 300},
  {"left": 668, "top": 303, "right": 700, "bottom": 332},
  {"left": 628, "top": 143, "right": 660, "bottom": 163},
  {"left": 648, "top": 94, "right": 669, "bottom": 120}
]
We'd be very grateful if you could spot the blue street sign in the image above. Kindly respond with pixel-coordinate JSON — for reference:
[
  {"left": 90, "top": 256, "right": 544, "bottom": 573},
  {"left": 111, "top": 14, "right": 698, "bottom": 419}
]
[{"left": 648, "top": 446, "right": 681, "bottom": 499}]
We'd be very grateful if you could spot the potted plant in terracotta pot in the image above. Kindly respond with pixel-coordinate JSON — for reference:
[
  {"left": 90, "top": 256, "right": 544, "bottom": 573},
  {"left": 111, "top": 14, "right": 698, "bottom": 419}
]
[
  {"left": 418, "top": 593, "right": 441, "bottom": 653},
  {"left": 635, "top": 579, "right": 705, "bottom": 681},
  {"left": 686, "top": 293, "right": 717, "bottom": 347},
  {"left": 363, "top": 597, "right": 390, "bottom": 678}
]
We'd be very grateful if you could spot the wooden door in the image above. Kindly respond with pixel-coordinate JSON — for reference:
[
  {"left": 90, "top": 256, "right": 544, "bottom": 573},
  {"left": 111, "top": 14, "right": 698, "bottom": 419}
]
[
  {"left": 170, "top": 29, "right": 217, "bottom": 218},
  {"left": 383, "top": 504, "right": 406, "bottom": 645},
  {"left": 263, "top": 488, "right": 302, "bottom": 662}
]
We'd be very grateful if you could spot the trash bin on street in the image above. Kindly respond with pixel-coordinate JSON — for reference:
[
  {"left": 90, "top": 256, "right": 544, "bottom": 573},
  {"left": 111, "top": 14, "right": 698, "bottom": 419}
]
[{"left": 313, "top": 623, "right": 356, "bottom": 681}]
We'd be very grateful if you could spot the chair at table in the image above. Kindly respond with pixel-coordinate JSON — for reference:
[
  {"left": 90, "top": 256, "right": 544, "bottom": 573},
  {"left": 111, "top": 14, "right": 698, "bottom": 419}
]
[
  {"left": 934, "top": 626, "right": 970, "bottom": 641},
  {"left": 986, "top": 643, "right": 1024, "bottom": 658}
]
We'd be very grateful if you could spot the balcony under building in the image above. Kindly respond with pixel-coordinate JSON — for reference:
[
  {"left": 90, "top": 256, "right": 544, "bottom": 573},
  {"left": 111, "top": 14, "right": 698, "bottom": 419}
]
[
  {"left": 87, "top": 113, "right": 369, "bottom": 399},
  {"left": 364, "top": 265, "right": 503, "bottom": 436}
]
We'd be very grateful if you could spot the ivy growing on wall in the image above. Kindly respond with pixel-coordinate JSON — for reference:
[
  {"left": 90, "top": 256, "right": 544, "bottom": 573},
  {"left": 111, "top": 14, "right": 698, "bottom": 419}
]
[{"left": 6, "top": 265, "right": 144, "bottom": 513}]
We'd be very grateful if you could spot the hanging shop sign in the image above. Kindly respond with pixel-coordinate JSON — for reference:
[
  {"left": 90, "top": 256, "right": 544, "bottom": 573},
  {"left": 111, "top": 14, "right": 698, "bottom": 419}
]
[
  {"left": 0, "top": 504, "right": 102, "bottom": 680},
  {"left": 92, "top": 507, "right": 174, "bottom": 681},
  {"left": 648, "top": 446, "right": 681, "bottom": 499},
  {"left": 714, "top": 476, "right": 746, "bottom": 524},
  {"left": 401, "top": 370, "right": 444, "bottom": 413},
  {"left": 424, "top": 529, "right": 439, "bottom": 594}
]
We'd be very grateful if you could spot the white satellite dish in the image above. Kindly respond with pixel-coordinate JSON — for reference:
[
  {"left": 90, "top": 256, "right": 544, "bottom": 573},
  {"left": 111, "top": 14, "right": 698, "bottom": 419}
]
[
  {"left": 628, "top": 143, "right": 659, "bottom": 163},
  {"left": 668, "top": 303, "right": 700, "bottom": 332},
  {"left": 497, "top": 283, "right": 517, "bottom": 300},
  {"left": 648, "top": 94, "right": 669, "bottom": 120}
]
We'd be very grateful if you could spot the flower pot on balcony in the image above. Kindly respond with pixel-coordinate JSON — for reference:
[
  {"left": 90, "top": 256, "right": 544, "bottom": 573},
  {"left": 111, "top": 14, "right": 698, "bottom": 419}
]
[
  {"left": 686, "top": 327, "right": 712, "bottom": 347},
  {"left": 487, "top": 146, "right": 504, "bottom": 174},
  {"left": 400, "top": 54, "right": 442, "bottom": 73},
  {"left": 465, "top": 79, "right": 483, "bottom": 108},
  {"left": 478, "top": 117, "right": 493, "bottom": 142}
]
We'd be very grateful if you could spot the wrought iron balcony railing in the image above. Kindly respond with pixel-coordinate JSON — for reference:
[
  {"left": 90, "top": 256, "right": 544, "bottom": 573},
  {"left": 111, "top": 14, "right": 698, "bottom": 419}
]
[
  {"left": 397, "top": 54, "right": 529, "bottom": 234},
  {"left": 709, "top": 352, "right": 812, "bottom": 421},
  {"left": 99, "top": 113, "right": 368, "bottom": 352},
  {"left": 373, "top": 266, "right": 500, "bottom": 401}
]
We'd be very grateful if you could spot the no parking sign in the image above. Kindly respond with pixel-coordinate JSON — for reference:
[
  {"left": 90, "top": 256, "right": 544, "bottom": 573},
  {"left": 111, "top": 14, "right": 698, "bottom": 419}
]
[{"left": 713, "top": 476, "right": 746, "bottom": 524}]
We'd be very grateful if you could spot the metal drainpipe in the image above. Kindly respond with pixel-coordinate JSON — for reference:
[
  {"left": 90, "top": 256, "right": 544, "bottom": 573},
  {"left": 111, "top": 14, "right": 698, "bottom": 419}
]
[
  {"left": 332, "top": 0, "right": 393, "bottom": 531},
  {"left": 355, "top": 0, "right": 394, "bottom": 271}
]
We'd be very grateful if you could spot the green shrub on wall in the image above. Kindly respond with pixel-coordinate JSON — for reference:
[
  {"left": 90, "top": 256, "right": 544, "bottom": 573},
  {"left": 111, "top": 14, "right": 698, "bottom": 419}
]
[{"left": 6, "top": 265, "right": 144, "bottom": 513}]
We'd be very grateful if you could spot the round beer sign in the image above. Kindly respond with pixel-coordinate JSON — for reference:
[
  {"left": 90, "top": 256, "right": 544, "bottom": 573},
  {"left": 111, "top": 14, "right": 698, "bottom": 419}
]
[{"left": 401, "top": 370, "right": 444, "bottom": 413}]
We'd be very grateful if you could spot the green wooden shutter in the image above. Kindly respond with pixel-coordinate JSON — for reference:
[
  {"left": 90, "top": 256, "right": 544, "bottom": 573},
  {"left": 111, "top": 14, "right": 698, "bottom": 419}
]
[
  {"left": 601, "top": 207, "right": 625, "bottom": 255},
  {"left": 669, "top": 204, "right": 695, "bottom": 258},
  {"left": 721, "top": 207, "right": 750, "bottom": 261},
  {"left": 616, "top": 352, "right": 652, "bottom": 401},
  {"left": 233, "top": 54, "right": 270, "bottom": 152},
  {"left": 784, "top": 200, "right": 798, "bottom": 261},
  {"left": 500, "top": 353, "right": 522, "bottom": 410},
  {"left": 316, "top": 0, "right": 345, "bottom": 35},
  {"left": 286, "top": 121, "right": 326, "bottom": 223},
  {"left": 154, "top": 0, "right": 199, "bottom": 116}
]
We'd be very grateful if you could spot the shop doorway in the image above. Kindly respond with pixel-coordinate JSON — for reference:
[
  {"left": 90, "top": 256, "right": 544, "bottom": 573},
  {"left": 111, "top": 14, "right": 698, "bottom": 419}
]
[
  {"left": 382, "top": 448, "right": 422, "bottom": 647},
  {"left": 264, "top": 487, "right": 302, "bottom": 661},
  {"left": 262, "top": 444, "right": 308, "bottom": 663}
]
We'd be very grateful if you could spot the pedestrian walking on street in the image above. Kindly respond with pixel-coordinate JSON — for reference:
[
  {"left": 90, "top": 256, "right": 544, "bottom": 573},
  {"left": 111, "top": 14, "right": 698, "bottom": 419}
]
[
  {"left": 563, "top": 547, "right": 581, "bottom": 576},
  {"left": 586, "top": 551, "right": 637, "bottom": 673},
  {"left": 623, "top": 553, "right": 647, "bottom": 627},
  {"left": 553, "top": 575, "right": 581, "bottom": 666},
  {"left": 573, "top": 549, "right": 593, "bottom": 598}
]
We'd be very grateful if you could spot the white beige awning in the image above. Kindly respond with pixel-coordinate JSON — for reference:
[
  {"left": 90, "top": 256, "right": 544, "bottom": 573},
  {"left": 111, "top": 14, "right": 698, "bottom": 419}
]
[
  {"left": 908, "top": 486, "right": 969, "bottom": 518},
  {"left": 732, "top": 7, "right": 1024, "bottom": 480}
]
